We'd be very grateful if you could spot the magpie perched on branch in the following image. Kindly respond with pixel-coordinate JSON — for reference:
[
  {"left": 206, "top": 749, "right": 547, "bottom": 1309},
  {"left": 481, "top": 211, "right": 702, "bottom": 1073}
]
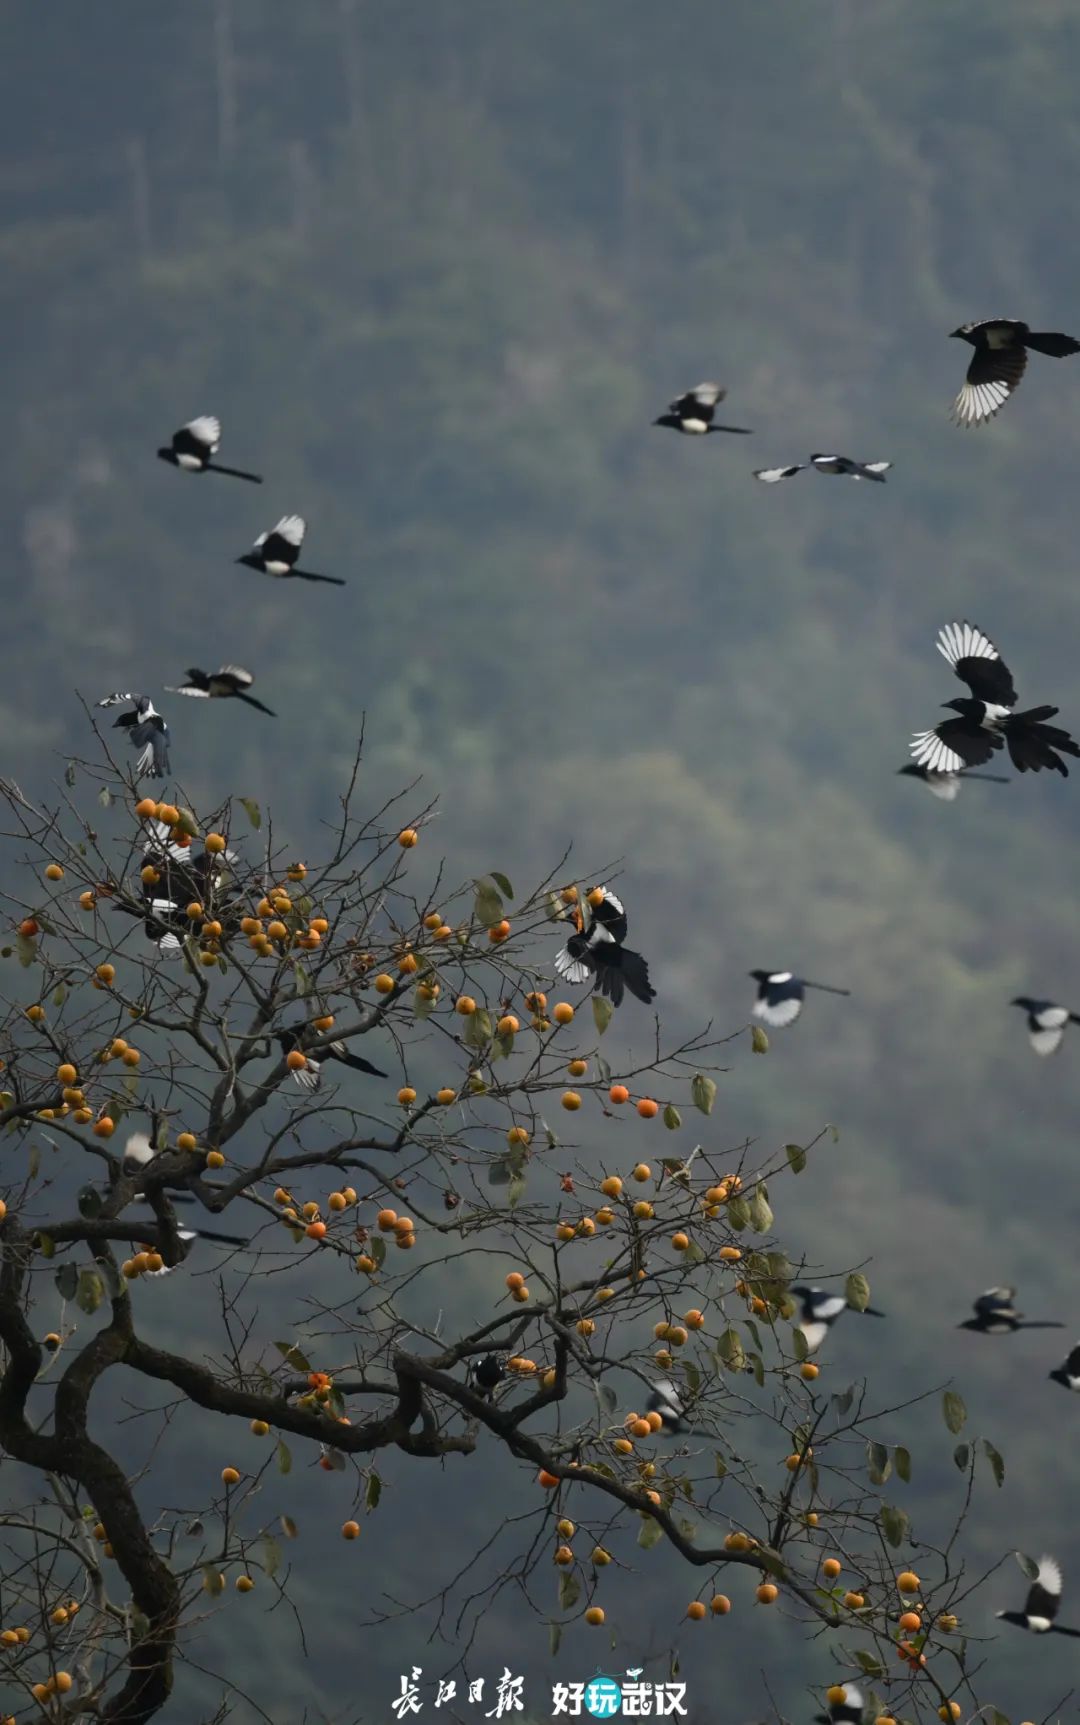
[
  {"left": 791, "top": 1286, "right": 885, "bottom": 1355},
  {"left": 156, "top": 416, "right": 262, "bottom": 482},
  {"left": 645, "top": 1379, "right": 685, "bottom": 1434},
  {"left": 96, "top": 694, "right": 171, "bottom": 779},
  {"left": 748, "top": 970, "right": 850, "bottom": 1029},
  {"left": 166, "top": 666, "right": 275, "bottom": 716},
  {"left": 553, "top": 888, "right": 656, "bottom": 1008},
  {"left": 910, "top": 621, "right": 1080, "bottom": 777},
  {"left": 814, "top": 1684, "right": 865, "bottom": 1725},
  {"left": 237, "top": 515, "right": 345, "bottom": 585},
  {"left": 997, "top": 1557, "right": 1080, "bottom": 1637},
  {"left": 653, "top": 383, "right": 752, "bottom": 435},
  {"left": 810, "top": 453, "right": 892, "bottom": 481},
  {"left": 1049, "top": 1343, "right": 1080, "bottom": 1392},
  {"left": 469, "top": 1355, "right": 506, "bottom": 1399},
  {"left": 958, "top": 1287, "right": 1064, "bottom": 1335},
  {"left": 897, "top": 763, "right": 1009, "bottom": 802},
  {"left": 1010, "top": 996, "right": 1080, "bottom": 1057},
  {"left": 277, "top": 1028, "right": 387, "bottom": 1091},
  {"left": 950, "top": 320, "right": 1080, "bottom": 426}
]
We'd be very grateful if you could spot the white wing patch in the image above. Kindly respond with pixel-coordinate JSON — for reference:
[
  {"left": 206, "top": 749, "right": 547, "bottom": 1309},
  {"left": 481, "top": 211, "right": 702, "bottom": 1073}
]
[
  {"left": 157, "top": 932, "right": 183, "bottom": 959},
  {"left": 797, "top": 1319, "right": 828, "bottom": 1354},
  {"left": 754, "top": 465, "right": 804, "bottom": 483},
  {"left": 1030, "top": 1024, "right": 1065, "bottom": 1057},
  {"left": 937, "top": 621, "right": 999, "bottom": 669},
  {"left": 186, "top": 415, "right": 221, "bottom": 451},
  {"left": 754, "top": 995, "right": 803, "bottom": 1028},
  {"left": 1037, "top": 1556, "right": 1063, "bottom": 1596},
  {"left": 910, "top": 730, "right": 967, "bottom": 774},
  {"left": 122, "top": 1131, "right": 154, "bottom": 1169},
  {"left": 600, "top": 888, "right": 625, "bottom": 916},
  {"left": 172, "top": 686, "right": 210, "bottom": 698},
  {"left": 924, "top": 772, "right": 961, "bottom": 801},
  {"left": 554, "top": 947, "right": 592, "bottom": 984},
  {"left": 951, "top": 379, "right": 1012, "bottom": 426},
  {"left": 689, "top": 382, "right": 724, "bottom": 406},
  {"left": 273, "top": 515, "right": 306, "bottom": 547},
  {"left": 864, "top": 461, "right": 893, "bottom": 474},
  {"left": 219, "top": 665, "right": 254, "bottom": 685},
  {"left": 290, "top": 1061, "right": 320, "bottom": 1091}
]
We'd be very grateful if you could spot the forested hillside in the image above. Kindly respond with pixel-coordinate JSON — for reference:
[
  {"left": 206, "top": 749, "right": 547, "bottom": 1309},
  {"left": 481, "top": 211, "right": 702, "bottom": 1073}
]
[{"left": 3, "top": 4, "right": 1080, "bottom": 1720}]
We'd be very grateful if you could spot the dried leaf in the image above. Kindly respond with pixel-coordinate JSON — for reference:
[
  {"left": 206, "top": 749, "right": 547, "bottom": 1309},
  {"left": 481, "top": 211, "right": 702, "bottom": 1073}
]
[
  {"left": 592, "top": 995, "right": 613, "bottom": 1037},
  {"left": 238, "top": 797, "right": 261, "bottom": 829},
  {"left": 750, "top": 1024, "right": 769, "bottom": 1054},
  {"left": 691, "top": 1074, "right": 717, "bottom": 1116},
  {"left": 1015, "top": 1551, "right": 1039, "bottom": 1581},
  {"left": 55, "top": 1263, "right": 79, "bottom": 1300},
  {"left": 894, "top": 1445, "right": 912, "bottom": 1484},
  {"left": 748, "top": 1186, "right": 774, "bottom": 1234},
  {"left": 942, "top": 1390, "right": 967, "bottom": 1435},
  {"left": 280, "top": 1515, "right": 299, "bottom": 1539},
  {"left": 276, "top": 1439, "right": 292, "bottom": 1475},
  {"left": 76, "top": 1269, "right": 104, "bottom": 1315},
  {"left": 558, "top": 1571, "right": 580, "bottom": 1611},
  {"left": 507, "top": 1173, "right": 527, "bottom": 1209},
  {"left": 867, "top": 1441, "right": 892, "bottom": 1486},
  {"left": 261, "top": 1533, "right": 282, "bottom": 1579},
  {"left": 637, "top": 1516, "right": 664, "bottom": 1550},
  {"left": 549, "top": 1621, "right": 562, "bottom": 1658},
  {"left": 982, "top": 1439, "right": 1005, "bottom": 1488},
  {"left": 953, "top": 1443, "right": 970, "bottom": 1471},
  {"left": 366, "top": 1471, "right": 382, "bottom": 1510},
  {"left": 274, "top": 1341, "right": 312, "bottom": 1373},
  {"left": 472, "top": 879, "right": 504, "bottom": 928},
  {"left": 845, "top": 1272, "right": 870, "bottom": 1313}
]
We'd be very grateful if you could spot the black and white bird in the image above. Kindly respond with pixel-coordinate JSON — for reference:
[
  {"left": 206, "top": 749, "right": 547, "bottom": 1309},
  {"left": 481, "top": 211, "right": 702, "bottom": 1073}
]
[
  {"left": 748, "top": 970, "right": 850, "bottom": 1029},
  {"left": 142, "top": 1223, "right": 249, "bottom": 1278},
  {"left": 96, "top": 694, "right": 171, "bottom": 779},
  {"left": 958, "top": 1287, "right": 1064, "bottom": 1335},
  {"left": 470, "top": 1354, "right": 506, "bottom": 1399},
  {"left": 997, "top": 1557, "right": 1080, "bottom": 1637},
  {"left": 645, "top": 1379, "right": 685, "bottom": 1434},
  {"left": 653, "top": 384, "right": 752, "bottom": 436},
  {"left": 166, "top": 666, "right": 275, "bottom": 717},
  {"left": 236, "top": 515, "right": 344, "bottom": 585},
  {"left": 897, "top": 763, "right": 1009, "bottom": 802},
  {"left": 1010, "top": 996, "right": 1080, "bottom": 1058},
  {"left": 156, "top": 416, "right": 262, "bottom": 483},
  {"left": 753, "top": 464, "right": 807, "bottom": 483},
  {"left": 113, "top": 825, "right": 240, "bottom": 959},
  {"left": 810, "top": 453, "right": 892, "bottom": 481},
  {"left": 949, "top": 320, "right": 1080, "bottom": 427},
  {"left": 911, "top": 621, "right": 1080, "bottom": 778},
  {"left": 1049, "top": 1343, "right": 1080, "bottom": 1392},
  {"left": 814, "top": 1683, "right": 865, "bottom": 1725},
  {"left": 553, "top": 889, "right": 656, "bottom": 1008},
  {"left": 791, "top": 1286, "right": 885, "bottom": 1355},
  {"left": 121, "top": 1131, "right": 157, "bottom": 1180},
  {"left": 277, "top": 1028, "right": 387, "bottom": 1092}
]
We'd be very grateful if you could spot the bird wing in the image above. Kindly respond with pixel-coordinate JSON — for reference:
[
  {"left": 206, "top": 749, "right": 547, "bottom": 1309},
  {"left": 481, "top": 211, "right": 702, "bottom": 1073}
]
[
  {"left": 554, "top": 945, "right": 593, "bottom": 984},
  {"left": 1025, "top": 1557, "right": 1063, "bottom": 1619},
  {"left": 1030, "top": 1022, "right": 1066, "bottom": 1057},
  {"left": 911, "top": 718, "right": 1000, "bottom": 773},
  {"left": 591, "top": 891, "right": 628, "bottom": 942},
  {"left": 680, "top": 382, "right": 725, "bottom": 408},
  {"left": 96, "top": 692, "right": 141, "bottom": 708},
  {"left": 169, "top": 685, "right": 210, "bottom": 698},
  {"left": 809, "top": 1292, "right": 848, "bottom": 1322},
  {"left": 122, "top": 1131, "right": 154, "bottom": 1170},
  {"left": 936, "top": 622, "right": 1017, "bottom": 704},
  {"left": 218, "top": 665, "right": 254, "bottom": 686},
  {"left": 184, "top": 415, "right": 221, "bottom": 451},
  {"left": 272, "top": 514, "right": 306, "bottom": 547},
  {"left": 754, "top": 465, "right": 805, "bottom": 482},
  {"left": 953, "top": 344, "right": 1027, "bottom": 426},
  {"left": 975, "top": 1287, "right": 1016, "bottom": 1314},
  {"left": 924, "top": 772, "right": 961, "bottom": 801},
  {"left": 753, "top": 976, "right": 803, "bottom": 1027}
]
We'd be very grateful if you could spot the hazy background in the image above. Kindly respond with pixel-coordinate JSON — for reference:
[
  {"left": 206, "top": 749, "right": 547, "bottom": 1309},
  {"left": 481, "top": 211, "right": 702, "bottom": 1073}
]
[{"left": 4, "top": 2, "right": 1080, "bottom": 1720}]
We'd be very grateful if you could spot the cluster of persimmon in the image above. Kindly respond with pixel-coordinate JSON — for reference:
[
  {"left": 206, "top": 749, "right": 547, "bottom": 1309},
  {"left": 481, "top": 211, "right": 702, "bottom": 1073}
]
[
  {"left": 120, "top": 1247, "right": 166, "bottom": 1279},
  {"left": 272, "top": 1185, "right": 417, "bottom": 1260}
]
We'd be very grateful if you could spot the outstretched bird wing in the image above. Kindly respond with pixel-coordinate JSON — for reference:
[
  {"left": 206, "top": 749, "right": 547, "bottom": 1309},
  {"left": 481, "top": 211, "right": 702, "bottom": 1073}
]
[
  {"left": 953, "top": 343, "right": 1027, "bottom": 426},
  {"left": 936, "top": 622, "right": 1017, "bottom": 705},
  {"left": 1024, "top": 1557, "right": 1063, "bottom": 1622},
  {"left": 754, "top": 465, "right": 806, "bottom": 483},
  {"left": 910, "top": 718, "right": 1001, "bottom": 773},
  {"left": 96, "top": 692, "right": 143, "bottom": 709},
  {"left": 183, "top": 415, "right": 221, "bottom": 454},
  {"left": 671, "top": 383, "right": 725, "bottom": 413}
]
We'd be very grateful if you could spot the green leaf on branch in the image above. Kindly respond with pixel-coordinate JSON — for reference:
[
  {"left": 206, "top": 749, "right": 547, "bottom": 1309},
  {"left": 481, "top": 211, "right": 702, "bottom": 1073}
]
[
  {"left": 464, "top": 1008, "right": 492, "bottom": 1050},
  {"left": 507, "top": 1173, "right": 527, "bottom": 1208},
  {"left": 750, "top": 1025, "right": 769, "bottom": 1054},
  {"left": 894, "top": 1446, "right": 912, "bottom": 1483},
  {"left": 55, "top": 1264, "right": 79, "bottom": 1300},
  {"left": 558, "top": 1571, "right": 580, "bottom": 1611},
  {"left": 691, "top": 1074, "right": 716, "bottom": 1116},
  {"left": 76, "top": 1269, "right": 104, "bottom": 1315},
  {"left": 592, "top": 995, "right": 613, "bottom": 1037},
  {"left": 784, "top": 1142, "right": 807, "bottom": 1174},
  {"left": 238, "top": 797, "right": 261, "bottom": 830},
  {"left": 276, "top": 1440, "right": 292, "bottom": 1475},
  {"left": 845, "top": 1272, "right": 870, "bottom": 1313},
  {"left": 637, "top": 1516, "right": 664, "bottom": 1550},
  {"left": 942, "top": 1390, "right": 967, "bottom": 1434},
  {"left": 953, "top": 1443, "right": 970, "bottom": 1471},
  {"left": 489, "top": 872, "right": 514, "bottom": 900},
  {"left": 274, "top": 1341, "right": 312, "bottom": 1372},
  {"left": 982, "top": 1439, "right": 1005, "bottom": 1488},
  {"left": 366, "top": 1472, "right": 382, "bottom": 1510},
  {"left": 854, "top": 1651, "right": 886, "bottom": 1678},
  {"left": 748, "top": 1186, "right": 773, "bottom": 1233},
  {"left": 261, "top": 1534, "right": 282, "bottom": 1579},
  {"left": 725, "top": 1196, "right": 750, "bottom": 1231},
  {"left": 549, "top": 1622, "right": 562, "bottom": 1658},
  {"left": 1015, "top": 1551, "right": 1039, "bottom": 1581},
  {"left": 472, "top": 878, "right": 504, "bottom": 928},
  {"left": 716, "top": 1328, "right": 745, "bottom": 1372},
  {"left": 867, "top": 1441, "right": 891, "bottom": 1486},
  {"left": 662, "top": 1103, "right": 681, "bottom": 1131},
  {"left": 879, "top": 1503, "right": 909, "bottom": 1548}
]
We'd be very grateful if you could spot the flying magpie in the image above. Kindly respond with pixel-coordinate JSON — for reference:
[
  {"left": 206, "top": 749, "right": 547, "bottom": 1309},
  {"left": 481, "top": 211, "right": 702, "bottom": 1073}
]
[
  {"left": 1011, "top": 996, "right": 1080, "bottom": 1057},
  {"left": 910, "top": 621, "right": 1080, "bottom": 778},
  {"left": 810, "top": 453, "right": 892, "bottom": 481},
  {"left": 653, "top": 383, "right": 752, "bottom": 435},
  {"left": 897, "top": 763, "right": 1009, "bottom": 801},
  {"left": 470, "top": 1354, "right": 506, "bottom": 1398},
  {"left": 950, "top": 320, "right": 1080, "bottom": 427},
  {"left": 237, "top": 515, "right": 345, "bottom": 585},
  {"left": 997, "top": 1557, "right": 1080, "bottom": 1637},
  {"left": 749, "top": 971, "right": 850, "bottom": 1029},
  {"left": 1049, "top": 1343, "right": 1080, "bottom": 1392},
  {"left": 156, "top": 416, "right": 262, "bottom": 482},
  {"left": 96, "top": 694, "right": 171, "bottom": 779},
  {"left": 814, "top": 1684, "right": 865, "bottom": 1725},
  {"left": 142, "top": 1223, "right": 249, "bottom": 1277},
  {"left": 645, "top": 1379, "right": 685, "bottom": 1434},
  {"left": 753, "top": 464, "right": 807, "bottom": 483},
  {"left": 166, "top": 666, "right": 275, "bottom": 716},
  {"left": 277, "top": 1028, "right": 387, "bottom": 1091},
  {"left": 791, "top": 1286, "right": 885, "bottom": 1355},
  {"left": 553, "top": 888, "right": 656, "bottom": 1008},
  {"left": 958, "top": 1287, "right": 1064, "bottom": 1335}
]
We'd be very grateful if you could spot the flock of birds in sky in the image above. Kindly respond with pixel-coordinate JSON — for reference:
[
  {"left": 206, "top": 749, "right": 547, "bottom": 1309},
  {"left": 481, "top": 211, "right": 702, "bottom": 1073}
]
[{"left": 78, "top": 310, "right": 1080, "bottom": 1675}]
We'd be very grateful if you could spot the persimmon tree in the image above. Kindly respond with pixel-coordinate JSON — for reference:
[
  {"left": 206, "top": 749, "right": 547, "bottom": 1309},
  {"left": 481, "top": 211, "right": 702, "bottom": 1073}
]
[{"left": 0, "top": 746, "right": 1016, "bottom": 1725}]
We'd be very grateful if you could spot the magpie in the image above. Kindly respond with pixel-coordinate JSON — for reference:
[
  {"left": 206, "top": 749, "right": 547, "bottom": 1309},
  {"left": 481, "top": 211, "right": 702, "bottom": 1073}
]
[
  {"left": 749, "top": 971, "right": 850, "bottom": 1029},
  {"left": 237, "top": 515, "right": 345, "bottom": 585},
  {"left": 950, "top": 320, "right": 1080, "bottom": 427},
  {"left": 814, "top": 1684, "right": 865, "bottom": 1725},
  {"left": 121, "top": 1131, "right": 156, "bottom": 1180},
  {"left": 653, "top": 383, "right": 752, "bottom": 436},
  {"left": 791, "top": 1286, "right": 885, "bottom": 1355},
  {"left": 645, "top": 1379, "right": 685, "bottom": 1434},
  {"left": 1049, "top": 1343, "right": 1080, "bottom": 1392},
  {"left": 96, "top": 694, "right": 171, "bottom": 779},
  {"left": 753, "top": 464, "right": 807, "bottom": 483},
  {"left": 897, "top": 763, "right": 1009, "bottom": 802},
  {"left": 958, "top": 1287, "right": 1064, "bottom": 1335},
  {"left": 810, "top": 453, "right": 892, "bottom": 482},
  {"left": 470, "top": 1354, "right": 505, "bottom": 1399},
  {"left": 156, "top": 415, "right": 262, "bottom": 482},
  {"left": 997, "top": 1556, "right": 1080, "bottom": 1637},
  {"left": 910, "top": 621, "right": 1080, "bottom": 778},
  {"left": 166, "top": 666, "right": 275, "bottom": 717},
  {"left": 142, "top": 1224, "right": 249, "bottom": 1277},
  {"left": 1011, "top": 996, "right": 1080, "bottom": 1058},
  {"left": 553, "top": 888, "right": 656, "bottom": 1008},
  {"left": 277, "top": 1028, "right": 387, "bottom": 1091}
]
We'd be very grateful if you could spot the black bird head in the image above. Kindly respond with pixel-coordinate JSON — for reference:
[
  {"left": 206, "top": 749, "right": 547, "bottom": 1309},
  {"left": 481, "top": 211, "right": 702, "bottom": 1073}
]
[
  {"left": 748, "top": 969, "right": 770, "bottom": 983},
  {"left": 943, "top": 697, "right": 980, "bottom": 716},
  {"left": 236, "top": 552, "right": 262, "bottom": 571},
  {"left": 950, "top": 327, "right": 970, "bottom": 342},
  {"left": 653, "top": 413, "right": 682, "bottom": 429}
]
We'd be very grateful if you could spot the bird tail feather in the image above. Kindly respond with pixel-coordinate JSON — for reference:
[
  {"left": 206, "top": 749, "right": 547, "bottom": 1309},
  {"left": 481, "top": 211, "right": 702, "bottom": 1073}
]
[
  {"left": 297, "top": 570, "right": 346, "bottom": 586},
  {"left": 1025, "top": 332, "right": 1080, "bottom": 358}
]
